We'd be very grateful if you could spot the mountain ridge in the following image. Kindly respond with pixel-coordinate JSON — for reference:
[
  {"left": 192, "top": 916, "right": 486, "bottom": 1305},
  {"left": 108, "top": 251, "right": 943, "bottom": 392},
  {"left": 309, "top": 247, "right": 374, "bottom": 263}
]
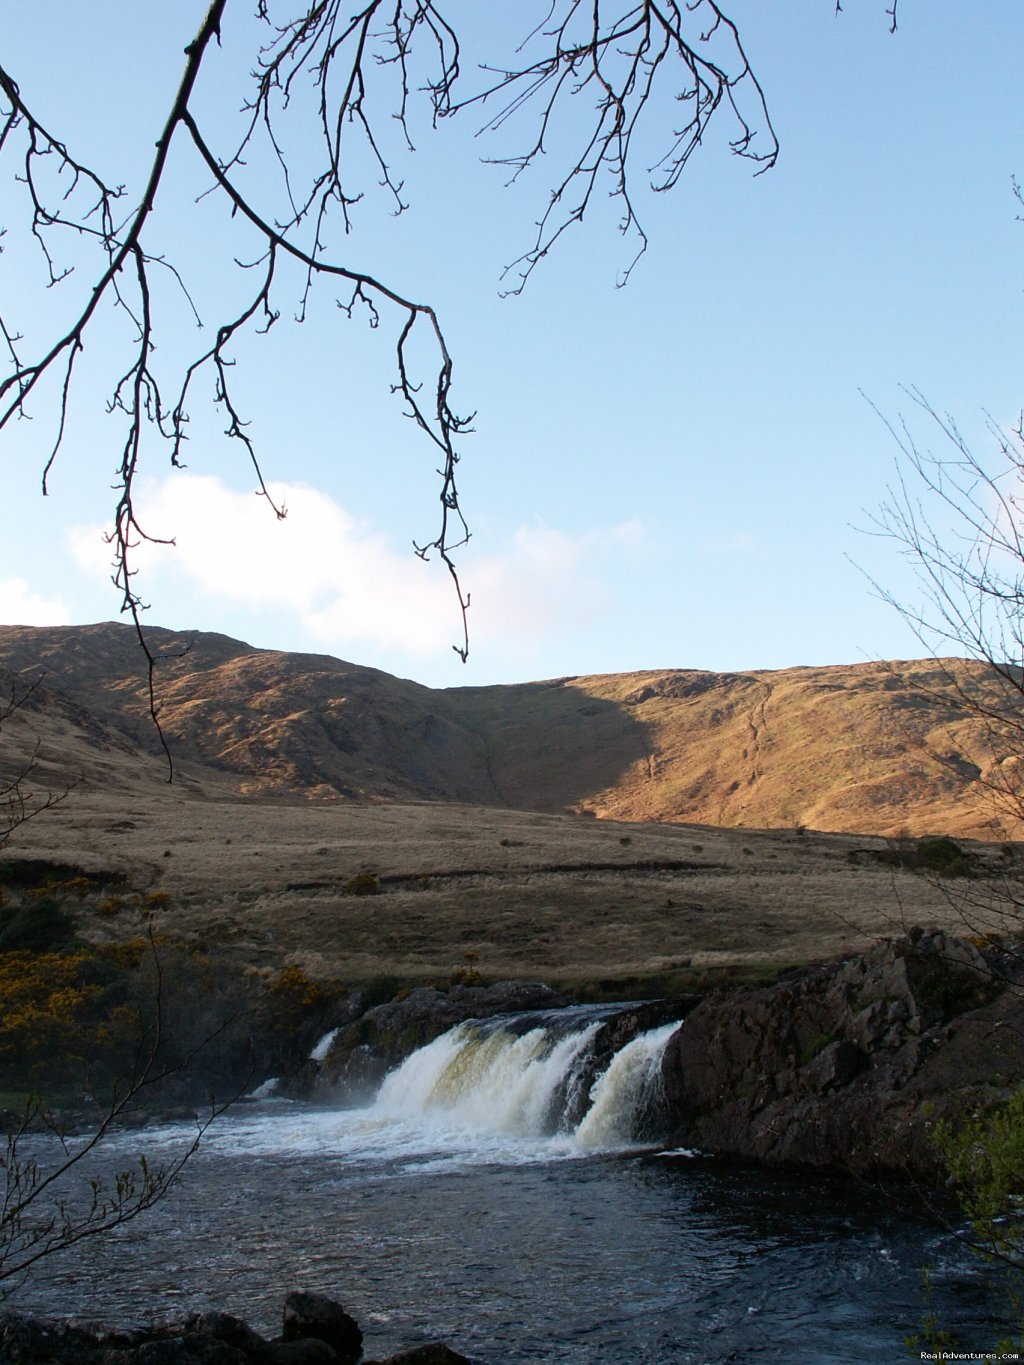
[{"left": 0, "top": 621, "right": 1015, "bottom": 839}]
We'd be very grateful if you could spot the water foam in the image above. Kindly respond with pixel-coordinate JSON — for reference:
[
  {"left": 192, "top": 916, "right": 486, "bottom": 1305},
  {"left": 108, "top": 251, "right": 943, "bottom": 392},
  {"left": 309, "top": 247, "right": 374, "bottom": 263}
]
[
  {"left": 372, "top": 1013, "right": 679, "bottom": 1152},
  {"left": 310, "top": 1027, "right": 340, "bottom": 1062},
  {"left": 574, "top": 1022, "right": 679, "bottom": 1149},
  {"left": 112, "top": 1010, "right": 681, "bottom": 1167},
  {"left": 375, "top": 1021, "right": 602, "bottom": 1138}
]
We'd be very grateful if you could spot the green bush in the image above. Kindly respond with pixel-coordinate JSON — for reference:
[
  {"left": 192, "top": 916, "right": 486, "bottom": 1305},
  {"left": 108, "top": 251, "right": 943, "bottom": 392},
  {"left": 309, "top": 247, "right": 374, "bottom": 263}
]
[
  {"left": 913, "top": 835, "right": 977, "bottom": 877},
  {"left": 859, "top": 835, "right": 979, "bottom": 878}
]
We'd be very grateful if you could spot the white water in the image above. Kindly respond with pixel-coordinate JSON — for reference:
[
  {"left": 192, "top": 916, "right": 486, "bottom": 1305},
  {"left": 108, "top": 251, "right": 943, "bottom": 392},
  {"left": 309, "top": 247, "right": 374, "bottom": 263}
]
[
  {"left": 375, "top": 1021, "right": 600, "bottom": 1137},
  {"left": 127, "top": 1012, "right": 680, "bottom": 1168},
  {"left": 309, "top": 1027, "right": 340, "bottom": 1062},
  {"left": 245, "top": 1075, "right": 280, "bottom": 1099},
  {"left": 575, "top": 1021, "right": 679, "bottom": 1148},
  {"left": 374, "top": 1014, "right": 674, "bottom": 1152}
]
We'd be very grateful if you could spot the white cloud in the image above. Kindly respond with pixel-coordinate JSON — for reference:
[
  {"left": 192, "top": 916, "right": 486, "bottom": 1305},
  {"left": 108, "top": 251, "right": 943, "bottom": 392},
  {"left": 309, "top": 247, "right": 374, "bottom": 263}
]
[
  {"left": 68, "top": 474, "right": 643, "bottom": 660},
  {"left": 0, "top": 577, "right": 70, "bottom": 627}
]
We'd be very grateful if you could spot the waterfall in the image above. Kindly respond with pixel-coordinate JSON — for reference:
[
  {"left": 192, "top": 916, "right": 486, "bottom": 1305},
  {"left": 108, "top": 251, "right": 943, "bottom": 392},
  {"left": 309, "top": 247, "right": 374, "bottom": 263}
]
[
  {"left": 370, "top": 1010, "right": 679, "bottom": 1152},
  {"left": 574, "top": 1022, "right": 679, "bottom": 1149},
  {"left": 310, "top": 1027, "right": 340, "bottom": 1063}
]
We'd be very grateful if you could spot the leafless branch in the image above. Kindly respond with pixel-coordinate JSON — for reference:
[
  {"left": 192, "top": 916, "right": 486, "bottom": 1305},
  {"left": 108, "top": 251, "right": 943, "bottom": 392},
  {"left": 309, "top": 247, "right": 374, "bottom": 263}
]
[
  {"left": 866, "top": 388, "right": 1024, "bottom": 830},
  {"left": 0, "top": 928, "right": 235, "bottom": 1290},
  {"left": 0, "top": 2, "right": 806, "bottom": 704},
  {"left": 0, "top": 678, "right": 73, "bottom": 852}
]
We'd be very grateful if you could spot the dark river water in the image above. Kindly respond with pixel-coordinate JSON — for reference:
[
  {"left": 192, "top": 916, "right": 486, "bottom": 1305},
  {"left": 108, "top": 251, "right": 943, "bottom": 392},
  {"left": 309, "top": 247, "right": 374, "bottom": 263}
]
[{"left": 5, "top": 1014, "right": 1005, "bottom": 1363}]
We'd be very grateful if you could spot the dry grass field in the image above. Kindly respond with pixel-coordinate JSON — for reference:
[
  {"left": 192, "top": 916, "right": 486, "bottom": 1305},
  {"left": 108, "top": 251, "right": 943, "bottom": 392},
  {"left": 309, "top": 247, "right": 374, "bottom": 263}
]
[{"left": 7, "top": 776, "right": 1016, "bottom": 994}]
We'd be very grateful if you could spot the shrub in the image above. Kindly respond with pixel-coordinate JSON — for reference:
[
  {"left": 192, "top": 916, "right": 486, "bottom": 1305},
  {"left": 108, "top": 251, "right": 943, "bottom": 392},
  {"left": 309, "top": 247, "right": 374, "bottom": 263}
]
[
  {"left": 861, "top": 835, "right": 979, "bottom": 878},
  {"left": 910, "top": 1087, "right": 1024, "bottom": 1355},
  {"left": 451, "top": 966, "right": 482, "bottom": 987},
  {"left": 0, "top": 947, "right": 139, "bottom": 1090},
  {"left": 913, "top": 835, "right": 977, "bottom": 877},
  {"left": 344, "top": 871, "right": 381, "bottom": 897},
  {"left": 271, "top": 964, "right": 325, "bottom": 1009}
]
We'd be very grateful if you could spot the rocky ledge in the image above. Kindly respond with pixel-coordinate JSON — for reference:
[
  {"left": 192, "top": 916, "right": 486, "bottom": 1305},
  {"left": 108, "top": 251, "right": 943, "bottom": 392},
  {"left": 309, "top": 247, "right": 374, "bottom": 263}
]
[
  {"left": 0, "top": 1290, "right": 471, "bottom": 1364},
  {"left": 661, "top": 928, "right": 1024, "bottom": 1178}
]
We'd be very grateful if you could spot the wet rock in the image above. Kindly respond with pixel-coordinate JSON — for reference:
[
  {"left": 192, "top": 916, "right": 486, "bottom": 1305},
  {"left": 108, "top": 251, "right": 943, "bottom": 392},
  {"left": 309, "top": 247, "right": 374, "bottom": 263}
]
[
  {"left": 0, "top": 1298, "right": 472, "bottom": 1365},
  {"left": 265, "top": 1340, "right": 340, "bottom": 1363},
  {"left": 186, "top": 1312, "right": 267, "bottom": 1354},
  {"left": 281, "top": 1291, "right": 362, "bottom": 1364},
  {"left": 0, "top": 1311, "right": 260, "bottom": 1363}
]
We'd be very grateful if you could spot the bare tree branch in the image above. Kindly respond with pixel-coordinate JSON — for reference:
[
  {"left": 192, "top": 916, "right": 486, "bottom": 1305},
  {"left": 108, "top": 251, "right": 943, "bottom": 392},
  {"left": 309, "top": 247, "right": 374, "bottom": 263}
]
[
  {"left": 0, "top": 2, "right": 793, "bottom": 703},
  {"left": 867, "top": 388, "right": 1024, "bottom": 831},
  {"left": 0, "top": 678, "right": 72, "bottom": 852}
]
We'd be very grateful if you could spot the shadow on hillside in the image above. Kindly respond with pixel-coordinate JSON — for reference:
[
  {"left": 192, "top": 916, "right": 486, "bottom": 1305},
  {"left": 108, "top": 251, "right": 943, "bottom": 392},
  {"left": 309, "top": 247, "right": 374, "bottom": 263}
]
[{"left": 451, "top": 678, "right": 654, "bottom": 814}]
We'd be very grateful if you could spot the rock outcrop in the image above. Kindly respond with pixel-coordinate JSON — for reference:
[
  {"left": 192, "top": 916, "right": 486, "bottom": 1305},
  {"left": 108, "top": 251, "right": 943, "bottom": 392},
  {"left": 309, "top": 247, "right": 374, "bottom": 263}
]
[{"left": 661, "top": 930, "right": 1024, "bottom": 1177}]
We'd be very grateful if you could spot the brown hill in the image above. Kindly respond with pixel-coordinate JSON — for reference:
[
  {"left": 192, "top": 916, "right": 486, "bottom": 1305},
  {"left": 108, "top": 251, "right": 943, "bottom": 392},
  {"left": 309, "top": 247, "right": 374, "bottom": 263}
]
[{"left": 0, "top": 621, "right": 1017, "bottom": 839}]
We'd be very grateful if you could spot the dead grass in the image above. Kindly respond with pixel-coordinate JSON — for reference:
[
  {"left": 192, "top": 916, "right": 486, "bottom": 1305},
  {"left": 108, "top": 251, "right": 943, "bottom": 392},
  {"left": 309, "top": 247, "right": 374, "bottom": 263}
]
[{"left": 5, "top": 777, "right": 1015, "bottom": 993}]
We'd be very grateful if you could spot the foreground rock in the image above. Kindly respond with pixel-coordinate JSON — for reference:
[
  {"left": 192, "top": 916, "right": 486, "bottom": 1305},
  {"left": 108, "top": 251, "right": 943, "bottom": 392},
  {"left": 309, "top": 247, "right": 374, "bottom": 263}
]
[
  {"left": 0, "top": 1292, "right": 472, "bottom": 1364},
  {"left": 661, "top": 929, "right": 1024, "bottom": 1178}
]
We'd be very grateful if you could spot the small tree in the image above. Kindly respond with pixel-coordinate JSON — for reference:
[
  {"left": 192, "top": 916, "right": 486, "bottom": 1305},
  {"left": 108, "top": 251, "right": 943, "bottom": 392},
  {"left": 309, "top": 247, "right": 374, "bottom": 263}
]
[
  {"left": 872, "top": 384, "right": 1024, "bottom": 837},
  {"left": 0, "top": 678, "right": 69, "bottom": 852}
]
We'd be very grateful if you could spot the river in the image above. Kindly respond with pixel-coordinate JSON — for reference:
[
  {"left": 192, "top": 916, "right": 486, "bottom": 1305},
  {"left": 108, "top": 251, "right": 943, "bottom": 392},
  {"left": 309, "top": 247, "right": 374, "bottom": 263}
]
[{"left": 4, "top": 1009, "right": 1004, "bottom": 1362}]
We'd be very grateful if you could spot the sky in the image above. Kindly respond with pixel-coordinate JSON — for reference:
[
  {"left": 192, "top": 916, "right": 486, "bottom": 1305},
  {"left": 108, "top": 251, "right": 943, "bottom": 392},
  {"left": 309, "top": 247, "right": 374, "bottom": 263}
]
[{"left": 1, "top": 1, "right": 1022, "bottom": 689}]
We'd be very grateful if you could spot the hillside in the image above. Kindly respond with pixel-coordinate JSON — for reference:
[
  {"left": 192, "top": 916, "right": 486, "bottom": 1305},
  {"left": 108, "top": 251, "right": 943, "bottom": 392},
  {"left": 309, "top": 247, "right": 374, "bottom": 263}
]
[
  {"left": 1, "top": 621, "right": 1022, "bottom": 988},
  {"left": 0, "top": 621, "right": 1017, "bottom": 839}
]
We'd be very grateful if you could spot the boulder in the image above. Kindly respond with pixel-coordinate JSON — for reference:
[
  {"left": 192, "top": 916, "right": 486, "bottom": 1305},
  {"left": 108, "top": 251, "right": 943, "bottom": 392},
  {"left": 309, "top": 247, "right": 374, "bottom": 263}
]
[
  {"left": 265, "top": 1341, "right": 340, "bottom": 1363},
  {"left": 0, "top": 1311, "right": 263, "bottom": 1363},
  {"left": 281, "top": 1292, "right": 362, "bottom": 1364},
  {"left": 185, "top": 1312, "right": 267, "bottom": 1354},
  {"left": 0, "top": 1298, "right": 473, "bottom": 1365}
]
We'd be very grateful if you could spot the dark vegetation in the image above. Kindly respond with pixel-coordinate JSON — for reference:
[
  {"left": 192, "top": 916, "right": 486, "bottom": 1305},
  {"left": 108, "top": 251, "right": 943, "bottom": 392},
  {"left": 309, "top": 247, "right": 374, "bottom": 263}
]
[
  {"left": 849, "top": 834, "right": 982, "bottom": 878},
  {"left": 0, "top": 860, "right": 335, "bottom": 1121}
]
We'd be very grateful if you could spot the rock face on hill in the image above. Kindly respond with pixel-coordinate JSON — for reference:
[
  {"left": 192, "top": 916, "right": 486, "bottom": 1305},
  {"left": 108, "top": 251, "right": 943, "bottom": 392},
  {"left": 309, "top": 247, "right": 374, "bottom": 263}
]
[
  {"left": 660, "top": 930, "right": 1024, "bottom": 1178},
  {"left": 0, "top": 621, "right": 1016, "bottom": 837}
]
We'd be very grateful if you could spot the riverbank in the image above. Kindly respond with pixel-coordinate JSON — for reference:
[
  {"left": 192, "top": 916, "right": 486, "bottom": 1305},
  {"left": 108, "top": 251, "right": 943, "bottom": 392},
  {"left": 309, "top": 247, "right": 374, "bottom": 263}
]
[{"left": 4, "top": 918, "right": 1017, "bottom": 1183}]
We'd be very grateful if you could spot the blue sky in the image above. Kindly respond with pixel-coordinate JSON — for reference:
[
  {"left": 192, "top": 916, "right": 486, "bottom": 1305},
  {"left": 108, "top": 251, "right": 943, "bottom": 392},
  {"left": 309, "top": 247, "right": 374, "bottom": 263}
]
[{"left": 2, "top": 2, "right": 1022, "bottom": 688}]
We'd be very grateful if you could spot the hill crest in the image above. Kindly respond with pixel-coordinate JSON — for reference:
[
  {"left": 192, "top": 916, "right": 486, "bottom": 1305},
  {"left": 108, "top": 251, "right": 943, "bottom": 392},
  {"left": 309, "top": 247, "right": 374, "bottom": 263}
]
[{"left": 0, "top": 621, "right": 1014, "bottom": 839}]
